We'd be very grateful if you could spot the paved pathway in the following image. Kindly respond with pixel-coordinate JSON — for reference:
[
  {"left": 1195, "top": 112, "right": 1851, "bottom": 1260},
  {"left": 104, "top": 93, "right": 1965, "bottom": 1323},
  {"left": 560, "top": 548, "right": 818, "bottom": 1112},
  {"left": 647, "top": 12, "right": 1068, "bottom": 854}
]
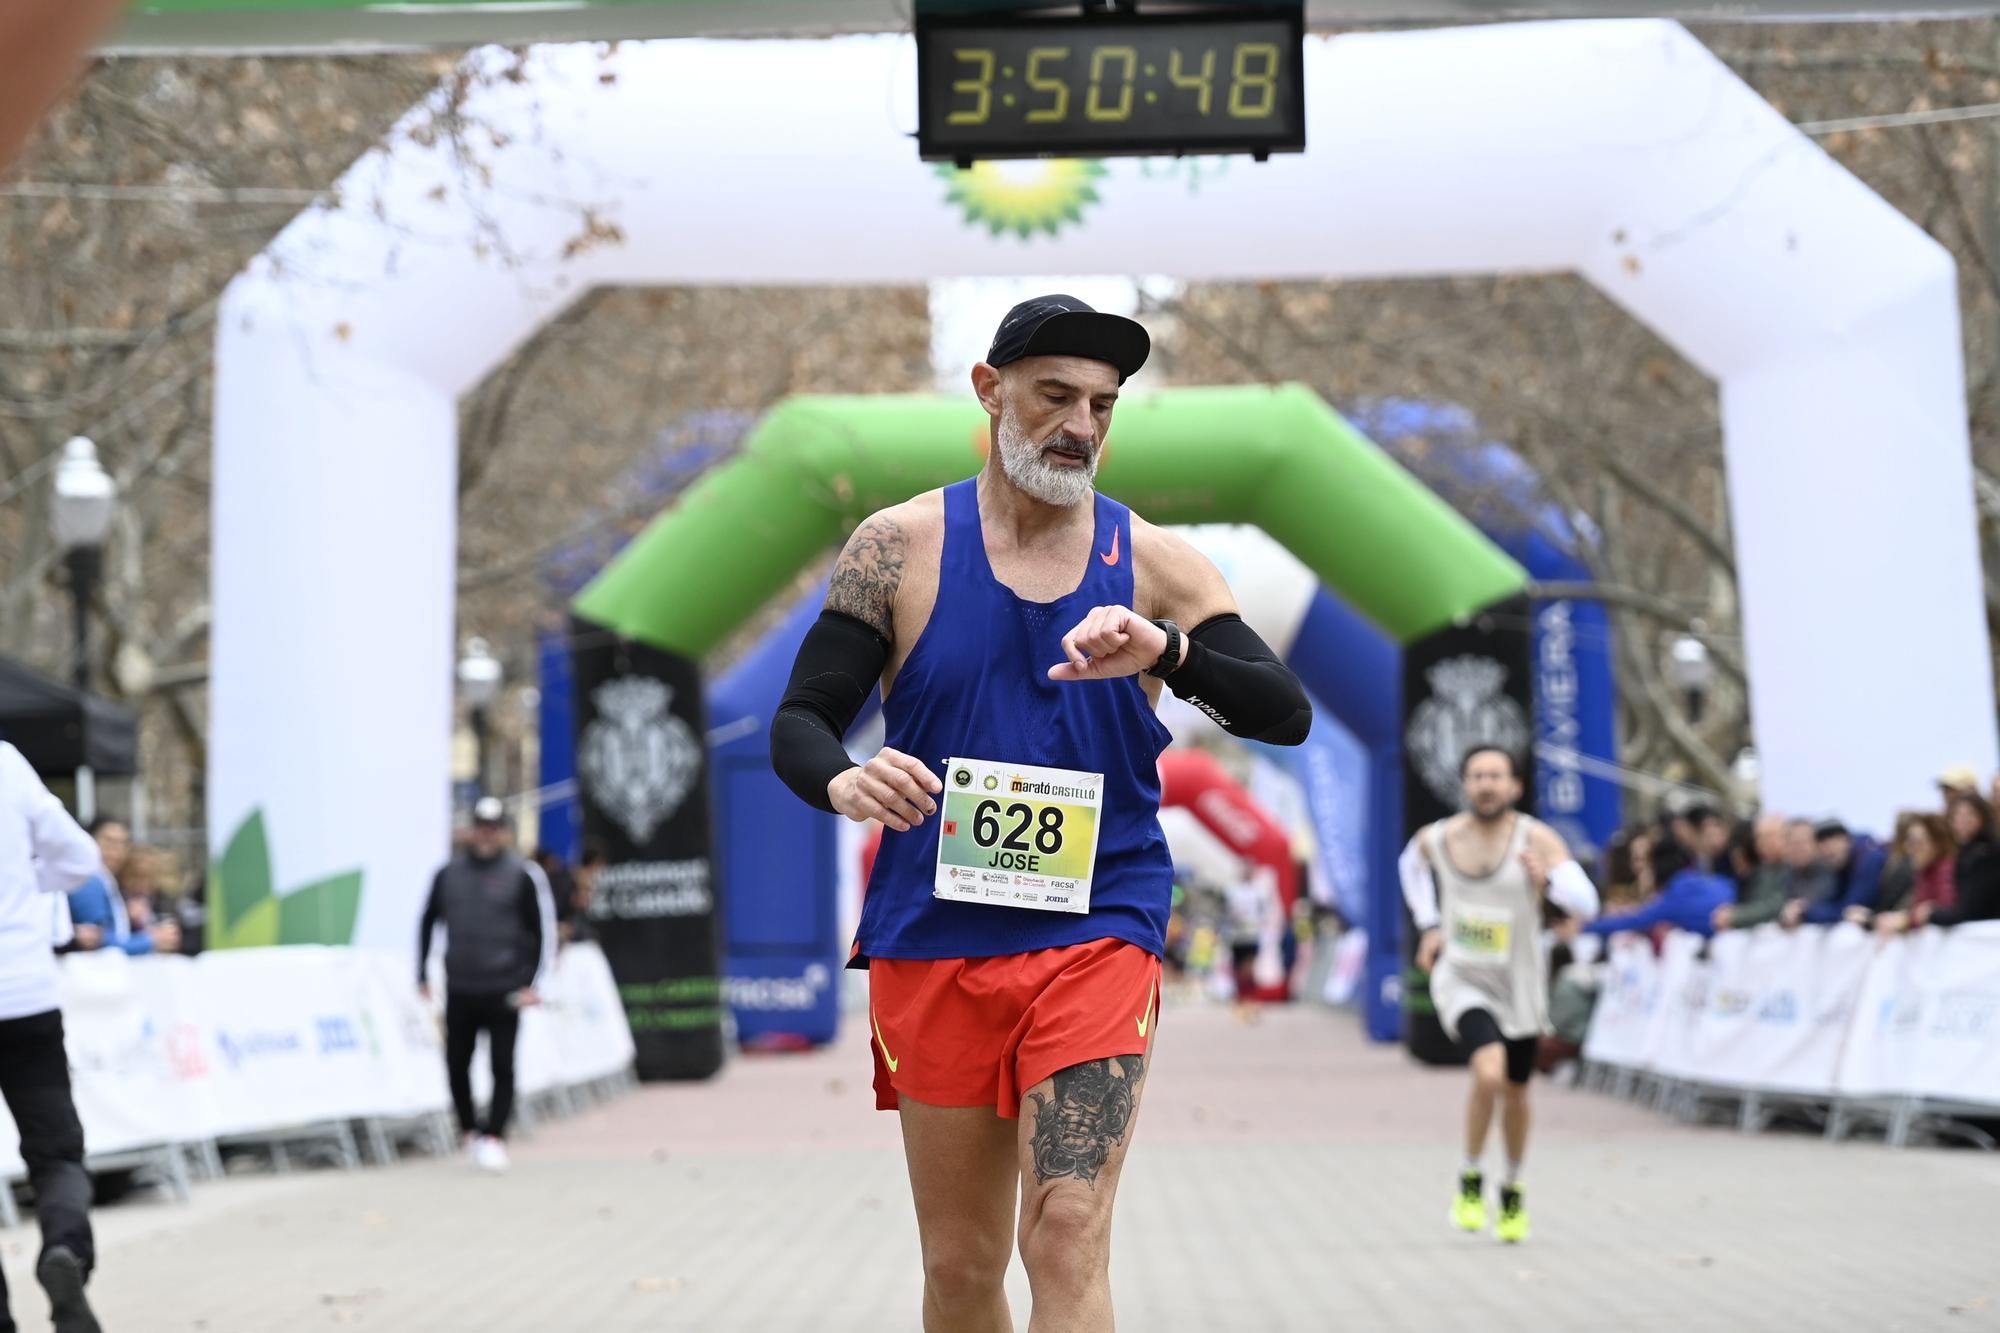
[{"left": 5, "top": 999, "right": 1997, "bottom": 1330}]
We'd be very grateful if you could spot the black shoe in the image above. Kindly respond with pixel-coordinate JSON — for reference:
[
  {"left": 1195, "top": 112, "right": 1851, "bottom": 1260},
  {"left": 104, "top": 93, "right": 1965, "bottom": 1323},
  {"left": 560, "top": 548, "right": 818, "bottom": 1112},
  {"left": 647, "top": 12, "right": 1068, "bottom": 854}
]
[{"left": 36, "top": 1246, "right": 102, "bottom": 1333}]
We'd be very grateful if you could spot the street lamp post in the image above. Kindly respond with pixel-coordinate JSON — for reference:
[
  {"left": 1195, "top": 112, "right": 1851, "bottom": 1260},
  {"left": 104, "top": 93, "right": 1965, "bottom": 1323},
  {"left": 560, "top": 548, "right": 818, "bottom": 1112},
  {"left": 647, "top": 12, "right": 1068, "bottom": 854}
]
[
  {"left": 1731, "top": 746, "right": 1761, "bottom": 809},
  {"left": 1669, "top": 634, "right": 1714, "bottom": 726},
  {"left": 51, "top": 437, "right": 116, "bottom": 821},
  {"left": 457, "top": 636, "right": 502, "bottom": 800}
]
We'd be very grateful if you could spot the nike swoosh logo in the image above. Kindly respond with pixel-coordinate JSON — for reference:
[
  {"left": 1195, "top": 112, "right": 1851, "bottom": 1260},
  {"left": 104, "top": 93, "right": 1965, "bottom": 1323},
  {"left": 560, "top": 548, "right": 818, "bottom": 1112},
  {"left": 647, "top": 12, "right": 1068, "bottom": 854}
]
[
  {"left": 1099, "top": 527, "right": 1121, "bottom": 567},
  {"left": 872, "top": 1007, "right": 899, "bottom": 1073},
  {"left": 1136, "top": 982, "right": 1156, "bottom": 1039}
]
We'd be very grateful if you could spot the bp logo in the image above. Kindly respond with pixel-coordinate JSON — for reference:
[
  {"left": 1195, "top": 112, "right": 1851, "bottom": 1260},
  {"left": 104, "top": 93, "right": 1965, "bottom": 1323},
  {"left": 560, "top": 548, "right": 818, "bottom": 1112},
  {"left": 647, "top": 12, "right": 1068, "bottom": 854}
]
[
  {"left": 935, "top": 159, "right": 1109, "bottom": 240},
  {"left": 1405, "top": 656, "right": 1529, "bottom": 807},
  {"left": 984, "top": 774, "right": 1000, "bottom": 791},
  {"left": 578, "top": 676, "right": 701, "bottom": 844}
]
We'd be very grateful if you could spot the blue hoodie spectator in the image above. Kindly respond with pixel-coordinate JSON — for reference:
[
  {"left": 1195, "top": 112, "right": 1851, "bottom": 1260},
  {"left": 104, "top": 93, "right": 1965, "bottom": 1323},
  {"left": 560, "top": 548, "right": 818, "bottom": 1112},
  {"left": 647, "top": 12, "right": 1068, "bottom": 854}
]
[
  {"left": 1803, "top": 824, "right": 1887, "bottom": 925},
  {"left": 66, "top": 872, "right": 153, "bottom": 956},
  {"left": 1584, "top": 868, "right": 1736, "bottom": 939}
]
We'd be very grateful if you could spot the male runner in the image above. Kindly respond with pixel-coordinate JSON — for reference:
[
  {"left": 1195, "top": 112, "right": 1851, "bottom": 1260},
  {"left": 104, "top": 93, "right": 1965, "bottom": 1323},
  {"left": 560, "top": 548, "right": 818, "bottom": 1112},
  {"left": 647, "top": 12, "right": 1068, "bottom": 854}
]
[
  {"left": 1399, "top": 745, "right": 1597, "bottom": 1244},
  {"left": 771, "top": 295, "right": 1311, "bottom": 1331}
]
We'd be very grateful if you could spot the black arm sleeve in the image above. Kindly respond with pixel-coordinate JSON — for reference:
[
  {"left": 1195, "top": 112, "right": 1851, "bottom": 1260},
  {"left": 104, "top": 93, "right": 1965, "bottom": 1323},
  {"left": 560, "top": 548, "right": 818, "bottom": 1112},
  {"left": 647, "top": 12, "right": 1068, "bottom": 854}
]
[
  {"left": 770, "top": 610, "right": 890, "bottom": 812},
  {"left": 417, "top": 871, "right": 444, "bottom": 985},
  {"left": 513, "top": 867, "right": 545, "bottom": 993},
  {"left": 1165, "top": 614, "right": 1313, "bottom": 746}
]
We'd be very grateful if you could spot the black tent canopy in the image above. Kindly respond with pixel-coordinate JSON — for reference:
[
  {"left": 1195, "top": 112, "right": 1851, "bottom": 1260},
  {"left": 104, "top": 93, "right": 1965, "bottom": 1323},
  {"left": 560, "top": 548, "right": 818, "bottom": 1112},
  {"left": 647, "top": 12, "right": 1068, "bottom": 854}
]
[{"left": 0, "top": 657, "right": 137, "bottom": 778}]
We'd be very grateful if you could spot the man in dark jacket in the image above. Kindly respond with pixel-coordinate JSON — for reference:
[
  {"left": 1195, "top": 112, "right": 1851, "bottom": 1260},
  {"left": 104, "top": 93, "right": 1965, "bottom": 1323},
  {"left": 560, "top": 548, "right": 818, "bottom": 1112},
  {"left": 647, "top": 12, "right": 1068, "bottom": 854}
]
[
  {"left": 1798, "top": 821, "right": 1888, "bottom": 926},
  {"left": 418, "top": 798, "right": 554, "bottom": 1172}
]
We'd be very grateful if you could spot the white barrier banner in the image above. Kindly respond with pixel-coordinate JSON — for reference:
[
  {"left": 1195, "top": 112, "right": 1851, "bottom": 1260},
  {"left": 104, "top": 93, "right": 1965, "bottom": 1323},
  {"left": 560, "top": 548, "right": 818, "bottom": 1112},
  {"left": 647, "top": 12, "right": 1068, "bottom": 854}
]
[
  {"left": 2, "top": 944, "right": 635, "bottom": 1182},
  {"left": 196, "top": 947, "right": 386, "bottom": 1135},
  {"left": 57, "top": 951, "right": 190, "bottom": 1156},
  {"left": 1834, "top": 932, "right": 1924, "bottom": 1099},
  {"left": 355, "top": 951, "right": 451, "bottom": 1120},
  {"left": 1696, "top": 924, "right": 1874, "bottom": 1096},
  {"left": 1638, "top": 932, "right": 1708, "bottom": 1080},
  {"left": 1579, "top": 935, "right": 1658, "bottom": 1070},
  {"left": 1587, "top": 924, "right": 2000, "bottom": 1115},
  {"left": 555, "top": 943, "right": 637, "bottom": 1083},
  {"left": 1906, "top": 922, "right": 2000, "bottom": 1107},
  {"left": 470, "top": 942, "right": 634, "bottom": 1104}
]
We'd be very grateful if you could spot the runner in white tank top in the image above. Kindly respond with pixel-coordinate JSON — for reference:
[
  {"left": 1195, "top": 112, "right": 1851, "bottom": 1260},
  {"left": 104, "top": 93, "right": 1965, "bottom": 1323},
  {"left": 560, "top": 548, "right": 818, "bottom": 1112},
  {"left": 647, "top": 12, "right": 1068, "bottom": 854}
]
[{"left": 1400, "top": 746, "right": 1599, "bottom": 1244}]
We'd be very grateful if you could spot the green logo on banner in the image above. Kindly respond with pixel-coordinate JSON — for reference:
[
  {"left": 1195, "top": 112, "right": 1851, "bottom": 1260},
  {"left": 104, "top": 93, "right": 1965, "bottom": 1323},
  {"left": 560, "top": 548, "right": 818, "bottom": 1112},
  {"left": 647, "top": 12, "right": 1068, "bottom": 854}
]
[
  {"left": 935, "top": 159, "right": 1108, "bottom": 240},
  {"left": 208, "top": 809, "right": 362, "bottom": 949}
]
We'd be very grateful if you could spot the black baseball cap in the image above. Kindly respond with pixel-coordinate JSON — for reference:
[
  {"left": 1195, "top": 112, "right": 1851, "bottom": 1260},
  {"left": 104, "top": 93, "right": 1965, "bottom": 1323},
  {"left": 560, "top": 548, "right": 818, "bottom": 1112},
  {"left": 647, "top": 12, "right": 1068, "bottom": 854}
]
[
  {"left": 472, "top": 796, "right": 507, "bottom": 827},
  {"left": 986, "top": 294, "right": 1150, "bottom": 383}
]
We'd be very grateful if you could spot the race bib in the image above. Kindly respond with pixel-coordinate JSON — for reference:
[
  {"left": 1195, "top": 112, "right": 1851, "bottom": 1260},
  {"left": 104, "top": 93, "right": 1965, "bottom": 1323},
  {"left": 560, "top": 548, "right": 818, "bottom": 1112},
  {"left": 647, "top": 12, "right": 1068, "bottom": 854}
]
[
  {"left": 1450, "top": 904, "right": 1512, "bottom": 957},
  {"left": 933, "top": 757, "right": 1104, "bottom": 915}
]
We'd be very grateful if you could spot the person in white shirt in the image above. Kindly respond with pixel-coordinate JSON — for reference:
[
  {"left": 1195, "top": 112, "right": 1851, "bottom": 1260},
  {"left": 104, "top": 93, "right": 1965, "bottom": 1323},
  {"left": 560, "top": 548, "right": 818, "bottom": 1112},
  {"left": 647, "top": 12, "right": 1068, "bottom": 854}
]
[{"left": 0, "top": 741, "right": 107, "bottom": 1333}]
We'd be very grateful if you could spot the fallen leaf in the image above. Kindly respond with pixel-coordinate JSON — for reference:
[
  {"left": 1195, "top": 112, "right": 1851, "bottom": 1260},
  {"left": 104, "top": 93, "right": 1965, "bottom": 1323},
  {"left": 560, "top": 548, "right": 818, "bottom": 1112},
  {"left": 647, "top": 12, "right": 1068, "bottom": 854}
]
[{"left": 633, "top": 1277, "right": 686, "bottom": 1293}]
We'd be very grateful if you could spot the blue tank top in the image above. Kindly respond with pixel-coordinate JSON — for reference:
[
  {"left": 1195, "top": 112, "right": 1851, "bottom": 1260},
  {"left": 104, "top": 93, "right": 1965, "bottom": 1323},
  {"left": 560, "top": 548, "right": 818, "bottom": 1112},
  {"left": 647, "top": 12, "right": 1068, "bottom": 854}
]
[{"left": 856, "top": 479, "right": 1175, "bottom": 961}]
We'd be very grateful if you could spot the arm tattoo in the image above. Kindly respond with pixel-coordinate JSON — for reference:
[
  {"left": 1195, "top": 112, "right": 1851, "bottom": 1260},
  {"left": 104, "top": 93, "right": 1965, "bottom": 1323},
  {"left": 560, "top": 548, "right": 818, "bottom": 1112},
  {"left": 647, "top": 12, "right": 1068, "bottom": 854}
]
[
  {"left": 826, "top": 514, "right": 905, "bottom": 640},
  {"left": 1025, "top": 1054, "right": 1145, "bottom": 1186}
]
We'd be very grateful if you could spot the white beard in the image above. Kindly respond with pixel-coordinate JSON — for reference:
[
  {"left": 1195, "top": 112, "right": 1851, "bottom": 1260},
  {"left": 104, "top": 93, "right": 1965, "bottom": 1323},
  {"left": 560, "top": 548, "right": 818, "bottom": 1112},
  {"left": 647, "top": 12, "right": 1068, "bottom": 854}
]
[{"left": 995, "top": 409, "right": 1096, "bottom": 508}]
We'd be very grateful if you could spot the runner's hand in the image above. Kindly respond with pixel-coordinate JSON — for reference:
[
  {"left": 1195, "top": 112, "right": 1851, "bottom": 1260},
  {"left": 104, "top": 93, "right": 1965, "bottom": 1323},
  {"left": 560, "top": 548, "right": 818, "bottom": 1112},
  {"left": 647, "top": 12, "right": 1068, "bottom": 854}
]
[
  {"left": 1416, "top": 927, "right": 1443, "bottom": 973},
  {"left": 1519, "top": 846, "right": 1549, "bottom": 890},
  {"left": 1048, "top": 605, "right": 1168, "bottom": 682},
  {"left": 828, "top": 748, "right": 942, "bottom": 833}
]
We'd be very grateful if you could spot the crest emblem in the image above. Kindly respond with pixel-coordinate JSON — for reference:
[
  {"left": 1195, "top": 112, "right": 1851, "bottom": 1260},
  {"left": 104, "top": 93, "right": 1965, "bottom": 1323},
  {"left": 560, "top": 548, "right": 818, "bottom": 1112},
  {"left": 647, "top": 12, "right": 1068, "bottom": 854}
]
[
  {"left": 1405, "top": 656, "right": 1529, "bottom": 806},
  {"left": 578, "top": 676, "right": 701, "bottom": 844}
]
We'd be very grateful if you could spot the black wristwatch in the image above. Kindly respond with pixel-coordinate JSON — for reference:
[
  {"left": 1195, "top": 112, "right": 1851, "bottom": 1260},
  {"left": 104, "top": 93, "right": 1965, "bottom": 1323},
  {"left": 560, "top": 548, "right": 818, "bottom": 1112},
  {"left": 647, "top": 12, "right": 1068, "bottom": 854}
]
[{"left": 1146, "top": 619, "right": 1183, "bottom": 678}]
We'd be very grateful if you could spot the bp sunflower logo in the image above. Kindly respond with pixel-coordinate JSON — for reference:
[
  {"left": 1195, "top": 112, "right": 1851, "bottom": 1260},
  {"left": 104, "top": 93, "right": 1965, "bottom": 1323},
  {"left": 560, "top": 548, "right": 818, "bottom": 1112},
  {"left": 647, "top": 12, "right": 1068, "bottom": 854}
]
[{"left": 935, "top": 160, "right": 1109, "bottom": 240}]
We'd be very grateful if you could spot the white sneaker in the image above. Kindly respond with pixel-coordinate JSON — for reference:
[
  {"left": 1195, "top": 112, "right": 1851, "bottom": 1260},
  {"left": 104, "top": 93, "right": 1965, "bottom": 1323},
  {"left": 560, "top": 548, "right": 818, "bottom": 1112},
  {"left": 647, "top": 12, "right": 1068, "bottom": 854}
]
[
  {"left": 474, "top": 1135, "right": 509, "bottom": 1173},
  {"left": 462, "top": 1132, "right": 481, "bottom": 1165}
]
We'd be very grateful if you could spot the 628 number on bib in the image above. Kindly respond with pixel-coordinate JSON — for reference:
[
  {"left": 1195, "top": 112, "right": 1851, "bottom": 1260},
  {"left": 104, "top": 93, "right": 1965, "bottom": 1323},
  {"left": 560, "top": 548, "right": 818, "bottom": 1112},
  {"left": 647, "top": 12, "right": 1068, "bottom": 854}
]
[{"left": 973, "top": 800, "right": 1065, "bottom": 863}]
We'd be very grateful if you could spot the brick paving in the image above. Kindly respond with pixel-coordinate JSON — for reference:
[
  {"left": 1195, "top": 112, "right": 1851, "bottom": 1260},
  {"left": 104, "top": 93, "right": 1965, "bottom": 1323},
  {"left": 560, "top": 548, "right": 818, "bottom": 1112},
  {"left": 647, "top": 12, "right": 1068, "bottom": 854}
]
[{"left": 5, "top": 997, "right": 1996, "bottom": 1331}]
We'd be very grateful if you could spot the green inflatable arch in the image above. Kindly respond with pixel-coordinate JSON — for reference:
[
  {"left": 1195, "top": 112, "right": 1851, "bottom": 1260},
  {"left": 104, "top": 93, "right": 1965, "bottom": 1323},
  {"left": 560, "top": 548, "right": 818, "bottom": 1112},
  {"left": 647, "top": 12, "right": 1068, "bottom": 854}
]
[{"left": 574, "top": 384, "right": 1525, "bottom": 650}]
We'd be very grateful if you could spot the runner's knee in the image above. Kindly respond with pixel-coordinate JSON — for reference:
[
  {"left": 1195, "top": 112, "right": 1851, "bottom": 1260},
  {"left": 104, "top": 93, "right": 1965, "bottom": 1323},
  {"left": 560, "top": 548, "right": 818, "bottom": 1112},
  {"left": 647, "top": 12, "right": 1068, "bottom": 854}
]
[
  {"left": 922, "top": 1230, "right": 1010, "bottom": 1304},
  {"left": 1470, "top": 1047, "right": 1508, "bottom": 1094},
  {"left": 1019, "top": 1188, "right": 1112, "bottom": 1284}
]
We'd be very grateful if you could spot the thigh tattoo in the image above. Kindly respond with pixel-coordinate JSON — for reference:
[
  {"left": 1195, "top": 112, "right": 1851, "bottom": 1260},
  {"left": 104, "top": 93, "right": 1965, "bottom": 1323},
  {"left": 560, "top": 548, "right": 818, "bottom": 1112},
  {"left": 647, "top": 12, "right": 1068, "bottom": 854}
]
[{"left": 1025, "top": 1054, "right": 1146, "bottom": 1186}]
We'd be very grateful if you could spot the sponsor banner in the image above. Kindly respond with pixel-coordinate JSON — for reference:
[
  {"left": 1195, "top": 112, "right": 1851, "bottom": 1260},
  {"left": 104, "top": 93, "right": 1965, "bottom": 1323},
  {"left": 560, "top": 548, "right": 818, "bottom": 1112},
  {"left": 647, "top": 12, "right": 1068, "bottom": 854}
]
[
  {"left": 58, "top": 951, "right": 198, "bottom": 1155},
  {"left": 1692, "top": 924, "right": 1873, "bottom": 1095},
  {"left": 1904, "top": 923, "right": 2000, "bottom": 1106},
  {"left": 1578, "top": 934, "right": 1658, "bottom": 1070},
  {"left": 1584, "top": 923, "right": 2000, "bottom": 1115},
  {"left": 470, "top": 940, "right": 639, "bottom": 1104},
  {"left": 570, "top": 614, "right": 724, "bottom": 1081},
  {"left": 1836, "top": 930, "right": 1931, "bottom": 1100},
  {"left": 0, "top": 944, "right": 633, "bottom": 1178},
  {"left": 1645, "top": 931, "right": 1712, "bottom": 1084}
]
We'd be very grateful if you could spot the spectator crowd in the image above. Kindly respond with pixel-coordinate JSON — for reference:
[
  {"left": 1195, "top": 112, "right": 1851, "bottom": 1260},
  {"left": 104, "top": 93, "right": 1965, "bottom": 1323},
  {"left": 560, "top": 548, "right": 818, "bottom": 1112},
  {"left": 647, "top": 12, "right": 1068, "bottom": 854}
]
[
  {"left": 1541, "top": 764, "right": 2000, "bottom": 1061},
  {"left": 63, "top": 817, "right": 201, "bottom": 957}
]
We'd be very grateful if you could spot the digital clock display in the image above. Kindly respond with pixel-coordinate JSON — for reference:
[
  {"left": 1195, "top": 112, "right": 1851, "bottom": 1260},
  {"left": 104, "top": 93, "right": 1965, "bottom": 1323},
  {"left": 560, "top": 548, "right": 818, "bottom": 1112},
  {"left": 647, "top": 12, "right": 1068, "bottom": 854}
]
[{"left": 916, "top": 8, "right": 1305, "bottom": 163}]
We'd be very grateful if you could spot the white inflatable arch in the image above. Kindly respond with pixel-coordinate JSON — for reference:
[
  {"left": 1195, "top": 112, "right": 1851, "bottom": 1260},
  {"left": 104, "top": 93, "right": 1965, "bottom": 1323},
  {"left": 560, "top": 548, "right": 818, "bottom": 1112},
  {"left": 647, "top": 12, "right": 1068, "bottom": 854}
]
[{"left": 213, "top": 21, "right": 1995, "bottom": 949}]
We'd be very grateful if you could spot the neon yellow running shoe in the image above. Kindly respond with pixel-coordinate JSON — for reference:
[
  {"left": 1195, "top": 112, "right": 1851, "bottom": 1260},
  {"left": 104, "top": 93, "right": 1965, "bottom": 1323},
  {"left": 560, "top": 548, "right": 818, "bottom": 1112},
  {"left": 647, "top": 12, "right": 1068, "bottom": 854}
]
[
  {"left": 1495, "top": 1183, "right": 1530, "bottom": 1244},
  {"left": 1451, "top": 1170, "right": 1487, "bottom": 1232}
]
